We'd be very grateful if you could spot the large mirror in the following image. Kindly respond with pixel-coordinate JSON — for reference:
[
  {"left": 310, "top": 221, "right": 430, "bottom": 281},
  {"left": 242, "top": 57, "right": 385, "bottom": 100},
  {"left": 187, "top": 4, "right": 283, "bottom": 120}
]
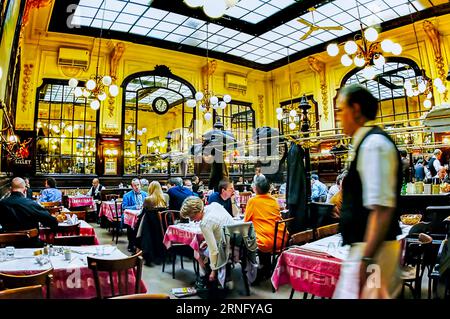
[{"left": 122, "top": 67, "right": 196, "bottom": 176}]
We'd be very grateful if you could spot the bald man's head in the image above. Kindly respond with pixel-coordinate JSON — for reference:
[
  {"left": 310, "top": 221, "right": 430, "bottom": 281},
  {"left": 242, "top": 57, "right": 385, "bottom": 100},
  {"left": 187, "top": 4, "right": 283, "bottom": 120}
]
[{"left": 11, "top": 177, "right": 26, "bottom": 194}]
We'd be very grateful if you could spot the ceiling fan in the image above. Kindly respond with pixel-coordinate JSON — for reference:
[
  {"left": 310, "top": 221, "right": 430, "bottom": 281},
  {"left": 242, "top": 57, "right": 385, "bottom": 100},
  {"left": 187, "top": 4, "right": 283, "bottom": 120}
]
[{"left": 298, "top": 8, "right": 343, "bottom": 41}]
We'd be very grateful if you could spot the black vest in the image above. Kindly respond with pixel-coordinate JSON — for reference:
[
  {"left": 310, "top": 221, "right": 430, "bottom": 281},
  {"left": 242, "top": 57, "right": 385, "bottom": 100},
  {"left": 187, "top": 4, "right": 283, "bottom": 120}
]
[
  {"left": 340, "top": 126, "right": 402, "bottom": 245},
  {"left": 428, "top": 157, "right": 437, "bottom": 177}
]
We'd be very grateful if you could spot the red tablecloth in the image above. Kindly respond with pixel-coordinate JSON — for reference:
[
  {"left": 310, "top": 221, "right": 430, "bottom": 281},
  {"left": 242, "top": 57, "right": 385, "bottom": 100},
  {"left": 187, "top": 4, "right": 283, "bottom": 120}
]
[
  {"left": 163, "top": 224, "right": 204, "bottom": 260},
  {"left": 0, "top": 246, "right": 146, "bottom": 299},
  {"left": 39, "top": 221, "right": 100, "bottom": 245},
  {"left": 67, "top": 196, "right": 95, "bottom": 209},
  {"left": 99, "top": 201, "right": 122, "bottom": 222},
  {"left": 271, "top": 246, "right": 342, "bottom": 298},
  {"left": 123, "top": 209, "right": 141, "bottom": 229}
]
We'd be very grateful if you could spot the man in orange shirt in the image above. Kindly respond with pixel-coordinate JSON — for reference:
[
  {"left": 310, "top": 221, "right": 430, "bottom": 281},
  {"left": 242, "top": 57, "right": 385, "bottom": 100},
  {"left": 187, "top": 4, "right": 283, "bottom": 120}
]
[{"left": 244, "top": 176, "right": 288, "bottom": 281}]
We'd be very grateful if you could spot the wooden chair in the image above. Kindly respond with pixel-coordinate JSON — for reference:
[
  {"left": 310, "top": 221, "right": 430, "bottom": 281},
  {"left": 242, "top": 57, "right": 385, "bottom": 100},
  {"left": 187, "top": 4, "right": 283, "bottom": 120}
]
[
  {"left": 309, "top": 202, "right": 336, "bottom": 229},
  {"left": 87, "top": 251, "right": 143, "bottom": 299},
  {"left": 42, "top": 223, "right": 81, "bottom": 244},
  {"left": 109, "top": 199, "right": 122, "bottom": 245},
  {"left": 46, "top": 206, "right": 63, "bottom": 215},
  {"left": 0, "top": 268, "right": 53, "bottom": 299},
  {"left": 41, "top": 201, "right": 61, "bottom": 208},
  {"left": 315, "top": 223, "right": 339, "bottom": 240},
  {"left": 0, "top": 285, "right": 44, "bottom": 299},
  {"left": 68, "top": 211, "right": 86, "bottom": 221},
  {"left": 158, "top": 210, "right": 197, "bottom": 278},
  {"left": 288, "top": 229, "right": 314, "bottom": 299},
  {"left": 109, "top": 293, "right": 170, "bottom": 299},
  {"left": 0, "top": 229, "right": 39, "bottom": 248},
  {"left": 289, "top": 229, "right": 314, "bottom": 246},
  {"left": 105, "top": 194, "right": 120, "bottom": 201},
  {"left": 53, "top": 235, "right": 96, "bottom": 246}
]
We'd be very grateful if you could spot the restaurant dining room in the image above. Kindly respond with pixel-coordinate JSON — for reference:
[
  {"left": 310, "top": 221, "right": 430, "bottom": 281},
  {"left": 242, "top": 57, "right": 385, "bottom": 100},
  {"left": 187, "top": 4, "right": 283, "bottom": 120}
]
[{"left": 1, "top": 0, "right": 450, "bottom": 303}]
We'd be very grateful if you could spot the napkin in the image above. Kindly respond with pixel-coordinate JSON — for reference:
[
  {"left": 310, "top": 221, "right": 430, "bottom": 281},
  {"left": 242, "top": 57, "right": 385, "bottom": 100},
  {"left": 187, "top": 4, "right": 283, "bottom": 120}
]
[{"left": 65, "top": 214, "right": 79, "bottom": 225}]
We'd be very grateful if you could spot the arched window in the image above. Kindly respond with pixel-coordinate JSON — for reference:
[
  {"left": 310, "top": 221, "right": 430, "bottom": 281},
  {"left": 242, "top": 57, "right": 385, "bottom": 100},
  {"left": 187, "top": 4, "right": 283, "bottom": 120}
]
[
  {"left": 336, "top": 57, "right": 432, "bottom": 127},
  {"left": 122, "top": 66, "right": 196, "bottom": 175},
  {"left": 35, "top": 79, "right": 98, "bottom": 174}
]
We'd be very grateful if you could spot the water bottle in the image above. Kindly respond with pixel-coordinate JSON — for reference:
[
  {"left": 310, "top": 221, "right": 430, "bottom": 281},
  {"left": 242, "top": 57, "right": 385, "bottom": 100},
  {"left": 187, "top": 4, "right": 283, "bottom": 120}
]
[{"left": 48, "top": 244, "right": 54, "bottom": 257}]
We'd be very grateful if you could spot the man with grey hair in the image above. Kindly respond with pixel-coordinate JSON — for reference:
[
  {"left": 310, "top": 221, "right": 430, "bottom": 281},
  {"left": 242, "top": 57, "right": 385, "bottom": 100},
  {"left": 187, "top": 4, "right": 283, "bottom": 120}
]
[
  {"left": 428, "top": 149, "right": 444, "bottom": 178},
  {"left": 122, "top": 178, "right": 148, "bottom": 252},
  {"left": 167, "top": 177, "right": 197, "bottom": 210},
  {"left": 0, "top": 177, "right": 57, "bottom": 241}
]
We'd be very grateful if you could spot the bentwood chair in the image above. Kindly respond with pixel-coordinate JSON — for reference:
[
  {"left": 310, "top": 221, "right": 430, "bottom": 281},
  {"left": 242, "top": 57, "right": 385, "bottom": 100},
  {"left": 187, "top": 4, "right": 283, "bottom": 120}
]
[
  {"left": 0, "top": 229, "right": 39, "bottom": 248},
  {"left": 0, "top": 268, "right": 53, "bottom": 299},
  {"left": 0, "top": 285, "right": 44, "bottom": 299},
  {"left": 158, "top": 210, "right": 197, "bottom": 278},
  {"left": 315, "top": 223, "right": 339, "bottom": 240},
  {"left": 288, "top": 229, "right": 315, "bottom": 299},
  {"left": 87, "top": 251, "right": 143, "bottom": 299}
]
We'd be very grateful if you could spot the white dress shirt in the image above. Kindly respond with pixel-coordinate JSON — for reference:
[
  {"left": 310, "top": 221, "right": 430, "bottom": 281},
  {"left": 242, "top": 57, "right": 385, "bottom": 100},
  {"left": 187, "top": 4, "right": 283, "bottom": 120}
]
[
  {"left": 351, "top": 126, "right": 398, "bottom": 209},
  {"left": 200, "top": 202, "right": 235, "bottom": 270}
]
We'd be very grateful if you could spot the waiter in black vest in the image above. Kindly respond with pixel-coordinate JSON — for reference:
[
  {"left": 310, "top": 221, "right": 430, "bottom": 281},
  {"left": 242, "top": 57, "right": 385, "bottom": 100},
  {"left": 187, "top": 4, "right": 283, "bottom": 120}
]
[
  {"left": 428, "top": 149, "right": 443, "bottom": 178},
  {"left": 333, "top": 84, "right": 402, "bottom": 299}
]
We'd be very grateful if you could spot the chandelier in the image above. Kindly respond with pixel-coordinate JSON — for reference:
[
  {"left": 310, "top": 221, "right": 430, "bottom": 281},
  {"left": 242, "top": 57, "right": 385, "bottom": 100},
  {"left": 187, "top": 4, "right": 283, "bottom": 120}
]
[
  {"left": 183, "top": 0, "right": 237, "bottom": 19},
  {"left": 186, "top": 23, "right": 232, "bottom": 121},
  {"left": 68, "top": 2, "right": 118, "bottom": 110},
  {"left": 326, "top": 1, "right": 402, "bottom": 80}
]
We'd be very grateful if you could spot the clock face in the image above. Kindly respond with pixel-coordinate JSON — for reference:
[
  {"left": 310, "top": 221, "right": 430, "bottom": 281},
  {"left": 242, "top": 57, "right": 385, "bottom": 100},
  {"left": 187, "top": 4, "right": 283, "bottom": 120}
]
[{"left": 152, "top": 97, "right": 169, "bottom": 115}]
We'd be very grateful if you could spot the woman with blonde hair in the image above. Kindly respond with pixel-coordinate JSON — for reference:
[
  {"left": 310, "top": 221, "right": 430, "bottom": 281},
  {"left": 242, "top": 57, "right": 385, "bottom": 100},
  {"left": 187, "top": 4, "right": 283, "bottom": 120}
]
[{"left": 143, "top": 181, "right": 169, "bottom": 210}]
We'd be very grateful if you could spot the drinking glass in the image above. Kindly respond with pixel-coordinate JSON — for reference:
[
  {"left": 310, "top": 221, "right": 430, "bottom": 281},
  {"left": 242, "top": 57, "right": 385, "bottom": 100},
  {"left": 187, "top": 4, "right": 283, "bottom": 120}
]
[
  {"left": 5, "top": 246, "right": 14, "bottom": 259},
  {"left": 95, "top": 246, "right": 104, "bottom": 256}
]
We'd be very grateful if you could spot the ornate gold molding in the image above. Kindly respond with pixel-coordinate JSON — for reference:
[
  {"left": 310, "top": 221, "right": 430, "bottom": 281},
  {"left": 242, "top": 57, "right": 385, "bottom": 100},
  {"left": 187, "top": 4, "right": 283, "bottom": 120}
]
[
  {"left": 106, "top": 42, "right": 125, "bottom": 118},
  {"left": 423, "top": 20, "right": 447, "bottom": 101},
  {"left": 21, "top": 64, "right": 34, "bottom": 112},
  {"left": 201, "top": 60, "right": 217, "bottom": 92},
  {"left": 258, "top": 94, "right": 264, "bottom": 125},
  {"left": 21, "top": 0, "right": 52, "bottom": 42},
  {"left": 308, "top": 56, "right": 328, "bottom": 120}
]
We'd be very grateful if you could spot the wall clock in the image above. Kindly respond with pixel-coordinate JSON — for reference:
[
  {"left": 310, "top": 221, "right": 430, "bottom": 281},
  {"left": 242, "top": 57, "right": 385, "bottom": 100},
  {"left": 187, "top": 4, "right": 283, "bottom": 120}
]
[{"left": 152, "top": 97, "right": 169, "bottom": 115}]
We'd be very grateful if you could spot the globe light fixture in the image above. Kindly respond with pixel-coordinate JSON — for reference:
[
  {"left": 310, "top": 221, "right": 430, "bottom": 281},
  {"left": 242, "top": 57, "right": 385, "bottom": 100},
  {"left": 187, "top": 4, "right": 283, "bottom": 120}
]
[{"left": 183, "top": 0, "right": 237, "bottom": 19}]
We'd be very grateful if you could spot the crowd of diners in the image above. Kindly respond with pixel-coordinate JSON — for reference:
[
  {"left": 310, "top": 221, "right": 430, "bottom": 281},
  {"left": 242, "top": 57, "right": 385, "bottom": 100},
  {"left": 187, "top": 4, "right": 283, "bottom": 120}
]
[{"left": 2, "top": 85, "right": 450, "bottom": 299}]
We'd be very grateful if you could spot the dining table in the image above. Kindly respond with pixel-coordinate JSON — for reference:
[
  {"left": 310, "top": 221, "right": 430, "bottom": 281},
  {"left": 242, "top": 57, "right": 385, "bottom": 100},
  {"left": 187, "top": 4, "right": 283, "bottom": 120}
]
[
  {"left": 271, "top": 223, "right": 413, "bottom": 298},
  {"left": 0, "top": 245, "right": 147, "bottom": 298},
  {"left": 39, "top": 220, "right": 100, "bottom": 245}
]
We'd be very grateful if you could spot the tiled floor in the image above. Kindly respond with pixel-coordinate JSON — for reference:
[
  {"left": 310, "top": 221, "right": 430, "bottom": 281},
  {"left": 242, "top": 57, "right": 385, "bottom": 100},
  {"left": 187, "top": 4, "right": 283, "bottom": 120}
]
[
  {"left": 92, "top": 222, "right": 442, "bottom": 299},
  {"left": 92, "top": 222, "right": 293, "bottom": 299}
]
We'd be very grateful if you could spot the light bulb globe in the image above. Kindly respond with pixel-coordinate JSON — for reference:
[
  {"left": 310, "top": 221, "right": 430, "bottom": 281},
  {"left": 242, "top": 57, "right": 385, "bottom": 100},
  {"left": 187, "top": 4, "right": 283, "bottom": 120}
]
[
  {"left": 210, "top": 96, "right": 219, "bottom": 105},
  {"left": 69, "top": 78, "right": 78, "bottom": 88},
  {"left": 434, "top": 78, "right": 443, "bottom": 87},
  {"left": 381, "top": 39, "right": 393, "bottom": 52},
  {"left": 289, "top": 122, "right": 296, "bottom": 130},
  {"left": 184, "top": 0, "right": 204, "bottom": 8},
  {"left": 219, "top": 101, "right": 227, "bottom": 109},
  {"left": 327, "top": 43, "right": 339, "bottom": 57},
  {"left": 354, "top": 56, "right": 365, "bottom": 67},
  {"left": 423, "top": 99, "right": 432, "bottom": 109},
  {"left": 391, "top": 43, "right": 402, "bottom": 55},
  {"left": 90, "top": 99, "right": 100, "bottom": 111},
  {"left": 341, "top": 54, "right": 353, "bottom": 67},
  {"left": 344, "top": 41, "right": 358, "bottom": 55},
  {"left": 86, "top": 79, "right": 96, "bottom": 91},
  {"left": 373, "top": 54, "right": 385, "bottom": 68},
  {"left": 109, "top": 84, "right": 119, "bottom": 97},
  {"left": 186, "top": 99, "right": 197, "bottom": 108},
  {"left": 82, "top": 89, "right": 90, "bottom": 98},
  {"left": 223, "top": 94, "right": 232, "bottom": 103},
  {"left": 204, "top": 112, "right": 212, "bottom": 121},
  {"left": 74, "top": 87, "right": 83, "bottom": 97},
  {"left": 102, "top": 76, "right": 112, "bottom": 86},
  {"left": 98, "top": 92, "right": 107, "bottom": 101},
  {"left": 276, "top": 107, "right": 283, "bottom": 114},
  {"left": 364, "top": 27, "right": 379, "bottom": 42},
  {"left": 195, "top": 92, "right": 204, "bottom": 101},
  {"left": 276, "top": 114, "right": 283, "bottom": 121},
  {"left": 289, "top": 109, "right": 297, "bottom": 117},
  {"left": 203, "top": 0, "right": 226, "bottom": 19}
]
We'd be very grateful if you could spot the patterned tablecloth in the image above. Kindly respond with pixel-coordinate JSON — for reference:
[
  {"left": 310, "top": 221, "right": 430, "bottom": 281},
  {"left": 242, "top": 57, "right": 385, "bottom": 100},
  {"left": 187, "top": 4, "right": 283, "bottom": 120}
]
[
  {"left": 98, "top": 201, "right": 122, "bottom": 222},
  {"left": 0, "top": 245, "right": 147, "bottom": 298},
  {"left": 67, "top": 196, "right": 95, "bottom": 209},
  {"left": 123, "top": 209, "right": 141, "bottom": 229},
  {"left": 39, "top": 220, "right": 100, "bottom": 245},
  {"left": 162, "top": 223, "right": 204, "bottom": 260},
  {"left": 271, "top": 223, "right": 412, "bottom": 298}
]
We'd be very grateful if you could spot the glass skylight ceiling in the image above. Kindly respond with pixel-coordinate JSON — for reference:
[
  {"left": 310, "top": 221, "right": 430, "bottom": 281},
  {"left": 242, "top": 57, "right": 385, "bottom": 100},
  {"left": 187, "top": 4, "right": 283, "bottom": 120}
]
[
  {"left": 346, "top": 62, "right": 417, "bottom": 100},
  {"left": 73, "top": 0, "right": 429, "bottom": 65},
  {"left": 225, "top": 0, "right": 296, "bottom": 24}
]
